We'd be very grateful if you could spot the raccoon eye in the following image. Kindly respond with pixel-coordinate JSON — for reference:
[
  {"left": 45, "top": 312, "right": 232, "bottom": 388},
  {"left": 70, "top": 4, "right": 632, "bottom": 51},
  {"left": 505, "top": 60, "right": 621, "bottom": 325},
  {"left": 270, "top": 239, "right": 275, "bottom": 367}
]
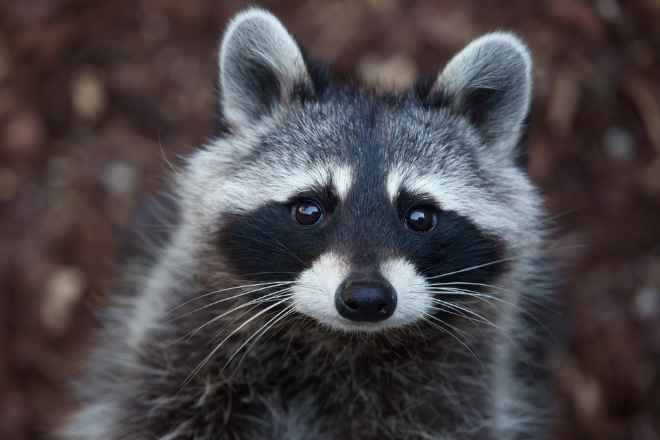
[
  {"left": 404, "top": 206, "right": 435, "bottom": 232},
  {"left": 293, "top": 200, "right": 324, "bottom": 226}
]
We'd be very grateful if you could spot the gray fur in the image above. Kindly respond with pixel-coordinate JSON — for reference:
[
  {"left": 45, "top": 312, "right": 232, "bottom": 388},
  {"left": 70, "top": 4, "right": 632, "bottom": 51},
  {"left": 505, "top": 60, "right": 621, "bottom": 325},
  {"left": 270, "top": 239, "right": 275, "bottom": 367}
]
[
  {"left": 63, "top": 8, "right": 554, "bottom": 440},
  {"left": 433, "top": 32, "right": 532, "bottom": 156},
  {"left": 219, "top": 9, "right": 311, "bottom": 127}
]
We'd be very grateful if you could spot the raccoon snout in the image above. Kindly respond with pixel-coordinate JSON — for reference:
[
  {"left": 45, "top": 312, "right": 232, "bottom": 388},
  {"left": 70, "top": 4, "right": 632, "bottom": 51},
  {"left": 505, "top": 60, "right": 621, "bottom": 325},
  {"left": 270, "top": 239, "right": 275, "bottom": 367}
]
[{"left": 335, "top": 279, "right": 397, "bottom": 323}]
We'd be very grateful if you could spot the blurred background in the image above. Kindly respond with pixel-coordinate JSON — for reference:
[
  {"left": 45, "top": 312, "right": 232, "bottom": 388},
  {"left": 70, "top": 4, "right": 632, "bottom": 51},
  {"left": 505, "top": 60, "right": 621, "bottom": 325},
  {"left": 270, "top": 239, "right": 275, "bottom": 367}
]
[{"left": 1, "top": 0, "right": 659, "bottom": 438}]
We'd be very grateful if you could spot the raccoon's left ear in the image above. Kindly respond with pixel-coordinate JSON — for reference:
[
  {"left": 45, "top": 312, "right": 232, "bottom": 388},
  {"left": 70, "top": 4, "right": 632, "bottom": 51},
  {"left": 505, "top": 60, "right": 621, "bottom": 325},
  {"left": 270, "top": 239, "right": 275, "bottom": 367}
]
[
  {"left": 431, "top": 33, "right": 532, "bottom": 158},
  {"left": 217, "top": 8, "right": 311, "bottom": 128}
]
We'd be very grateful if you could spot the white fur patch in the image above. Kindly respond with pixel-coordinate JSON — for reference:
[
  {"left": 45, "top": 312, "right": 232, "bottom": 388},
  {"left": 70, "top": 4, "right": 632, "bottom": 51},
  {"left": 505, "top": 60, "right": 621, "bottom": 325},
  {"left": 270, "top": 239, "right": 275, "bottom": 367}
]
[
  {"left": 385, "top": 164, "right": 540, "bottom": 246},
  {"left": 185, "top": 137, "right": 354, "bottom": 217},
  {"left": 291, "top": 254, "right": 430, "bottom": 332},
  {"left": 332, "top": 165, "right": 353, "bottom": 201},
  {"left": 386, "top": 167, "right": 404, "bottom": 201},
  {"left": 379, "top": 258, "right": 432, "bottom": 324},
  {"left": 221, "top": 163, "right": 331, "bottom": 213},
  {"left": 218, "top": 164, "right": 354, "bottom": 214},
  {"left": 292, "top": 253, "right": 349, "bottom": 327}
]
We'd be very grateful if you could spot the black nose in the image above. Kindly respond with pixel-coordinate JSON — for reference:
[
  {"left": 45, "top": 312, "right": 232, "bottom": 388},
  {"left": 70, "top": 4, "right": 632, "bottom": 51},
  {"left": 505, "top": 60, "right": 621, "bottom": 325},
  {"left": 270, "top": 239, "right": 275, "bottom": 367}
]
[{"left": 335, "top": 280, "right": 397, "bottom": 323}]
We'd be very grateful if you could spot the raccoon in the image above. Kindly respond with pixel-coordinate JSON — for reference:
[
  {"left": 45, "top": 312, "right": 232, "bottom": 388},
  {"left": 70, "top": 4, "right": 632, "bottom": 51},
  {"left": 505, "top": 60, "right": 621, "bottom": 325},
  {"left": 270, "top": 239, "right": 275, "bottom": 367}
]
[{"left": 64, "top": 8, "right": 554, "bottom": 440}]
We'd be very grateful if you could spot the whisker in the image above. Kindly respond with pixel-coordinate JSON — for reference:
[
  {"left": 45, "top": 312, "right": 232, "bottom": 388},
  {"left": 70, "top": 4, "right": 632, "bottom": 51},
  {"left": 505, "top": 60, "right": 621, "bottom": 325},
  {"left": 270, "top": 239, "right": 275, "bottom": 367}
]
[
  {"left": 428, "top": 287, "right": 524, "bottom": 317},
  {"left": 171, "top": 283, "right": 291, "bottom": 324},
  {"left": 420, "top": 312, "right": 485, "bottom": 372},
  {"left": 428, "top": 281, "right": 559, "bottom": 314},
  {"left": 181, "top": 297, "right": 292, "bottom": 389},
  {"left": 425, "top": 302, "right": 496, "bottom": 352},
  {"left": 428, "top": 287, "right": 558, "bottom": 346},
  {"left": 158, "top": 134, "right": 193, "bottom": 188},
  {"left": 428, "top": 296, "right": 526, "bottom": 358},
  {"left": 185, "top": 288, "right": 292, "bottom": 342},
  {"left": 226, "top": 305, "right": 297, "bottom": 375},
  {"left": 424, "top": 256, "right": 518, "bottom": 281},
  {"left": 156, "top": 281, "right": 290, "bottom": 322},
  {"left": 428, "top": 299, "right": 502, "bottom": 330},
  {"left": 241, "top": 271, "right": 299, "bottom": 278}
]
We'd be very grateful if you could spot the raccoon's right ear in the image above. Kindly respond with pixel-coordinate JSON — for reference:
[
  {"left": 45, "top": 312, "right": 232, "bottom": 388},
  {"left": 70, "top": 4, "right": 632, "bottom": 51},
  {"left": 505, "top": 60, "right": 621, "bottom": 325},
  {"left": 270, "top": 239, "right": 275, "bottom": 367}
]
[
  {"left": 217, "top": 8, "right": 311, "bottom": 128},
  {"left": 428, "top": 33, "right": 532, "bottom": 160}
]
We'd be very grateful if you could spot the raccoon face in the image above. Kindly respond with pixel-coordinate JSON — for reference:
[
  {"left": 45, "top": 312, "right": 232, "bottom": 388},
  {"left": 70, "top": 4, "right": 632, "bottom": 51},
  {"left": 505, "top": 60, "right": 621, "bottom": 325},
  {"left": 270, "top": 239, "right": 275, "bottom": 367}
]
[{"left": 185, "top": 9, "right": 540, "bottom": 333}]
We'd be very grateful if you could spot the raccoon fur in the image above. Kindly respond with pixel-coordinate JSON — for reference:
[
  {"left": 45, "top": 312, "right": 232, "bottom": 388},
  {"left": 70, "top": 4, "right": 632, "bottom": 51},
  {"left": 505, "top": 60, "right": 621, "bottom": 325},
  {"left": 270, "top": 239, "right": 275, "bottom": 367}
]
[{"left": 64, "top": 8, "right": 554, "bottom": 440}]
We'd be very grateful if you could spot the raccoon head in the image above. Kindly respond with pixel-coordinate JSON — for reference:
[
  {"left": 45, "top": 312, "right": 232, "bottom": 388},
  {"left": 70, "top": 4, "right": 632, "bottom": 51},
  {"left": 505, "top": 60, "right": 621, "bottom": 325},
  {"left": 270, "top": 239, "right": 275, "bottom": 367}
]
[{"left": 182, "top": 8, "right": 541, "bottom": 334}]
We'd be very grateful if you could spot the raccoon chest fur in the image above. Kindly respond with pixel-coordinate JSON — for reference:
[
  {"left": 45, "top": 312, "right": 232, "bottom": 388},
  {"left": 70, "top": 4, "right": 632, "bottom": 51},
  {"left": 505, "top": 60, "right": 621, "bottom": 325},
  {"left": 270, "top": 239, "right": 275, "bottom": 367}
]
[
  {"left": 131, "top": 323, "right": 495, "bottom": 440},
  {"left": 64, "top": 7, "right": 554, "bottom": 440}
]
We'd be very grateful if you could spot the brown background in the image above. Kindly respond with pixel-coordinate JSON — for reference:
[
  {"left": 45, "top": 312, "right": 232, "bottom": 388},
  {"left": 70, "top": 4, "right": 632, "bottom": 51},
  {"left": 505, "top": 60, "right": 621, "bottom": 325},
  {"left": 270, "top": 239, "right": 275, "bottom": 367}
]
[{"left": 1, "top": 0, "right": 659, "bottom": 439}]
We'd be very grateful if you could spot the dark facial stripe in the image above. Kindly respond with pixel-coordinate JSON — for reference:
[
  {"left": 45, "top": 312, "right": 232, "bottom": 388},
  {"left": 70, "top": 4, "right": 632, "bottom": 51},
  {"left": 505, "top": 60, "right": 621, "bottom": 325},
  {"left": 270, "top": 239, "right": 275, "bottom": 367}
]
[
  {"left": 393, "top": 190, "right": 506, "bottom": 288},
  {"left": 217, "top": 182, "right": 505, "bottom": 299},
  {"left": 217, "top": 185, "right": 337, "bottom": 282}
]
